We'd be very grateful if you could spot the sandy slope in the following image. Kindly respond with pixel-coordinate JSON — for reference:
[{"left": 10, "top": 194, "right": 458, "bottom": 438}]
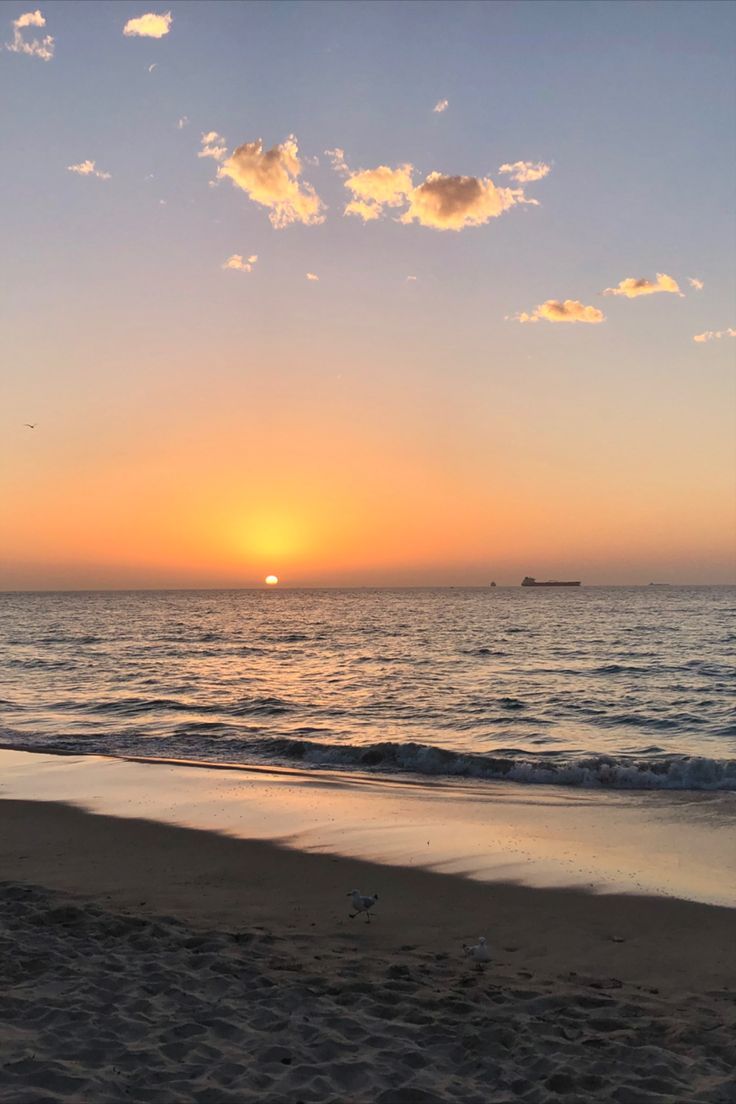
[{"left": 0, "top": 800, "right": 735, "bottom": 1103}]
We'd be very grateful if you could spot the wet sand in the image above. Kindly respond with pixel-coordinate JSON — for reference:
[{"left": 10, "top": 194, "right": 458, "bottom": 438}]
[
  {"left": 1, "top": 796, "right": 735, "bottom": 1103},
  {"left": 1, "top": 749, "right": 734, "bottom": 906}
]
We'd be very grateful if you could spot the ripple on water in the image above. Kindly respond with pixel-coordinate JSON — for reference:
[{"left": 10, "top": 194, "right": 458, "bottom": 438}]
[{"left": 0, "top": 586, "right": 734, "bottom": 790}]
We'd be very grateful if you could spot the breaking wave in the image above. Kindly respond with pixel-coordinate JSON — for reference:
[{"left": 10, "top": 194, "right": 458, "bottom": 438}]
[
  {"left": 2, "top": 728, "right": 734, "bottom": 791},
  {"left": 245, "top": 738, "right": 736, "bottom": 790}
]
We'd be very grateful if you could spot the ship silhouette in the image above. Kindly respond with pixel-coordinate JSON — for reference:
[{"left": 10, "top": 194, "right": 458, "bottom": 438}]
[{"left": 521, "top": 576, "right": 581, "bottom": 587}]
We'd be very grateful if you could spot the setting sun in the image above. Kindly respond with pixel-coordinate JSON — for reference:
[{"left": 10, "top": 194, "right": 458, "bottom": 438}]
[{"left": 0, "top": 4, "right": 733, "bottom": 1102}]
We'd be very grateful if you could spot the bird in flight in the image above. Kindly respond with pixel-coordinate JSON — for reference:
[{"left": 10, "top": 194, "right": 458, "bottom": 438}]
[{"left": 24, "top": 424, "right": 37, "bottom": 429}]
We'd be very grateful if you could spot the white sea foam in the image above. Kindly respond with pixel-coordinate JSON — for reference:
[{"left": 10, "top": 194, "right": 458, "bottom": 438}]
[
  {"left": 1, "top": 728, "right": 735, "bottom": 791},
  {"left": 1, "top": 586, "right": 734, "bottom": 793}
]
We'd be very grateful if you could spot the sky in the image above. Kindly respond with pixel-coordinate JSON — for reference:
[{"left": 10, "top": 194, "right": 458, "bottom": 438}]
[{"left": 2, "top": 0, "right": 735, "bottom": 588}]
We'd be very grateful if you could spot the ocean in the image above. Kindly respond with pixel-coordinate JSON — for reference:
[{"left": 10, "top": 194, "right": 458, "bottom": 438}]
[{"left": 1, "top": 587, "right": 734, "bottom": 791}]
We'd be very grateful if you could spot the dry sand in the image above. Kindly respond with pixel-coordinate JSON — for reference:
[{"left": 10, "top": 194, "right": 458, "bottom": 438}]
[{"left": 1, "top": 798, "right": 735, "bottom": 1103}]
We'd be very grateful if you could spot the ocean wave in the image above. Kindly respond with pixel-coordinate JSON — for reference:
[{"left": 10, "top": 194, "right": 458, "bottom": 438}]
[
  {"left": 45, "top": 694, "right": 298, "bottom": 720},
  {"left": 229, "top": 696, "right": 294, "bottom": 717},
  {"left": 238, "top": 737, "right": 736, "bottom": 791},
  {"left": 462, "top": 647, "right": 507, "bottom": 657},
  {"left": 592, "top": 663, "right": 651, "bottom": 675},
  {"left": 83, "top": 697, "right": 201, "bottom": 717},
  {"left": 1, "top": 727, "right": 734, "bottom": 790},
  {"left": 6, "top": 657, "right": 73, "bottom": 671}
]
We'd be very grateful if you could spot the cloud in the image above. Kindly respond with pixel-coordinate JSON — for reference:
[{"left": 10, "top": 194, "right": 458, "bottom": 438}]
[
  {"left": 177, "top": 116, "right": 189, "bottom": 130},
  {"left": 198, "top": 131, "right": 227, "bottom": 161},
  {"left": 511, "top": 300, "right": 605, "bottom": 325},
  {"left": 5, "top": 9, "right": 54, "bottom": 60},
  {"left": 603, "top": 273, "right": 683, "bottom": 298},
  {"left": 688, "top": 277, "right": 704, "bottom": 291},
  {"left": 402, "top": 172, "right": 534, "bottom": 230},
  {"left": 325, "top": 147, "right": 348, "bottom": 174},
  {"left": 693, "top": 328, "right": 735, "bottom": 343},
  {"left": 223, "top": 254, "right": 258, "bottom": 273},
  {"left": 67, "top": 160, "right": 111, "bottom": 180},
  {"left": 433, "top": 99, "right": 449, "bottom": 114},
  {"left": 123, "top": 11, "right": 172, "bottom": 38},
  {"left": 344, "top": 164, "right": 414, "bottom": 221},
  {"left": 215, "top": 135, "right": 325, "bottom": 228},
  {"left": 342, "top": 199, "right": 381, "bottom": 221},
  {"left": 306, "top": 272, "right": 319, "bottom": 281},
  {"left": 13, "top": 8, "right": 45, "bottom": 24},
  {"left": 498, "top": 160, "right": 551, "bottom": 183},
  {"left": 339, "top": 160, "right": 535, "bottom": 230}
]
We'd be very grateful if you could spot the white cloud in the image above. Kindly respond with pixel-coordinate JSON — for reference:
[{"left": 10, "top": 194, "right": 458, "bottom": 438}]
[
  {"left": 688, "top": 277, "right": 704, "bottom": 291},
  {"left": 215, "top": 135, "right": 325, "bottom": 229},
  {"left": 223, "top": 254, "right": 258, "bottom": 273},
  {"left": 123, "top": 11, "right": 172, "bottom": 38},
  {"left": 5, "top": 9, "right": 54, "bottom": 60},
  {"left": 693, "top": 328, "right": 735, "bottom": 343},
  {"left": 325, "top": 147, "right": 349, "bottom": 174},
  {"left": 306, "top": 272, "right": 319, "bottom": 281},
  {"left": 402, "top": 172, "right": 535, "bottom": 230},
  {"left": 13, "top": 8, "right": 44, "bottom": 25},
  {"left": 433, "top": 99, "right": 449, "bottom": 114},
  {"left": 338, "top": 158, "right": 539, "bottom": 230},
  {"left": 603, "top": 273, "right": 683, "bottom": 298},
  {"left": 344, "top": 163, "right": 414, "bottom": 221},
  {"left": 511, "top": 299, "right": 605, "bottom": 325},
  {"left": 67, "top": 160, "right": 111, "bottom": 181},
  {"left": 198, "top": 131, "right": 228, "bottom": 162},
  {"left": 498, "top": 160, "right": 551, "bottom": 183},
  {"left": 177, "top": 116, "right": 189, "bottom": 130}
]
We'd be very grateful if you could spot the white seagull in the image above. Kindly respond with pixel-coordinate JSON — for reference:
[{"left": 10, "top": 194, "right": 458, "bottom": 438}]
[
  {"left": 347, "top": 889, "right": 379, "bottom": 922},
  {"left": 463, "top": 936, "right": 490, "bottom": 966}
]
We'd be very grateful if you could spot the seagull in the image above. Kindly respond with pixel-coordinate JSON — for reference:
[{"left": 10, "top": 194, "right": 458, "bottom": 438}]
[
  {"left": 347, "top": 889, "right": 379, "bottom": 922},
  {"left": 24, "top": 424, "right": 37, "bottom": 429},
  {"left": 463, "top": 936, "right": 490, "bottom": 967}
]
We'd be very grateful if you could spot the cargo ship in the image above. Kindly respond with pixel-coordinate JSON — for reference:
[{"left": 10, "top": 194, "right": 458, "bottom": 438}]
[{"left": 521, "top": 576, "right": 581, "bottom": 587}]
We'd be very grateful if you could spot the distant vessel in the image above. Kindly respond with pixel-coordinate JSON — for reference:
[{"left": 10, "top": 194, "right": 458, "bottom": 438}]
[
  {"left": 521, "top": 576, "right": 581, "bottom": 587},
  {"left": 489, "top": 581, "right": 497, "bottom": 587}
]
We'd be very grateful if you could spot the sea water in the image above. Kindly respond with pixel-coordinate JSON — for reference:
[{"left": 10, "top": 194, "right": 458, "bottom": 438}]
[{"left": 1, "top": 587, "right": 734, "bottom": 791}]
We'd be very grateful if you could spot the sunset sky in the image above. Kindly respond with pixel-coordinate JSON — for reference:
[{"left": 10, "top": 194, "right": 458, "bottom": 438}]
[{"left": 2, "top": 0, "right": 735, "bottom": 588}]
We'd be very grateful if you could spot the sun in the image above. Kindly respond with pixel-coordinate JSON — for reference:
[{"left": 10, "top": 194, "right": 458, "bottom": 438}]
[{"left": 264, "top": 575, "right": 279, "bottom": 586}]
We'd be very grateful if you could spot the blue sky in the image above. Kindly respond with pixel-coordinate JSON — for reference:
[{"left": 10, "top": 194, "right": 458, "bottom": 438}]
[{"left": 2, "top": 0, "right": 735, "bottom": 586}]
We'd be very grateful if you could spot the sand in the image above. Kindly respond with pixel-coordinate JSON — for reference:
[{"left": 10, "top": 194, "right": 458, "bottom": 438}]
[
  {"left": 2, "top": 749, "right": 734, "bottom": 907},
  {"left": 1, "top": 799, "right": 735, "bottom": 1103}
]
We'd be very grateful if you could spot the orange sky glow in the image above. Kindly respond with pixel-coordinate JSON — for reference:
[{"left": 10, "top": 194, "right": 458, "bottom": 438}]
[{"left": 2, "top": 2, "right": 734, "bottom": 588}]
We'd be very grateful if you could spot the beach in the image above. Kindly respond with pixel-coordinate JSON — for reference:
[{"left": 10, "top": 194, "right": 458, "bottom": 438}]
[
  {"left": 4, "top": 0, "right": 735, "bottom": 1095},
  {"left": 1, "top": 753, "right": 735, "bottom": 1103}
]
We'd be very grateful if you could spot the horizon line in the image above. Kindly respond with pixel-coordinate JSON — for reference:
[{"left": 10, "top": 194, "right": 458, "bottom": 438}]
[{"left": 1, "top": 583, "right": 734, "bottom": 595}]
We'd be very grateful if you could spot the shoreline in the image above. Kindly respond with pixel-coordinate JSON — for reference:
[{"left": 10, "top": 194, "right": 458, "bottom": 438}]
[
  {"left": 1, "top": 748, "right": 734, "bottom": 908},
  {"left": 1, "top": 797, "right": 735, "bottom": 994},
  {"left": 1, "top": 798, "right": 735, "bottom": 1102}
]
